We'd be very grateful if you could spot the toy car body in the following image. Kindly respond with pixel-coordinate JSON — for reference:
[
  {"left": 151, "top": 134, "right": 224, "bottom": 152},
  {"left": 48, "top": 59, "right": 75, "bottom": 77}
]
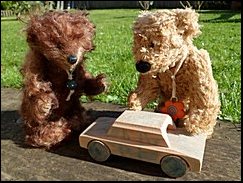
[{"left": 79, "top": 110, "right": 207, "bottom": 178}]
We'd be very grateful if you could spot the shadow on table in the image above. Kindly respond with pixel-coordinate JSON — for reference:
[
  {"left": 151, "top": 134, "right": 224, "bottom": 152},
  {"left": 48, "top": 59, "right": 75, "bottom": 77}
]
[
  {"left": 1, "top": 110, "right": 26, "bottom": 146},
  {"left": 1, "top": 109, "right": 168, "bottom": 178}
]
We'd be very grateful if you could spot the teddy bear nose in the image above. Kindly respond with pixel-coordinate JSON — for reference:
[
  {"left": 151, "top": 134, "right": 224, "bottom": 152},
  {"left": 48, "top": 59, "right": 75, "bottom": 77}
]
[
  {"left": 135, "top": 61, "right": 151, "bottom": 73},
  {"left": 67, "top": 55, "right": 77, "bottom": 64}
]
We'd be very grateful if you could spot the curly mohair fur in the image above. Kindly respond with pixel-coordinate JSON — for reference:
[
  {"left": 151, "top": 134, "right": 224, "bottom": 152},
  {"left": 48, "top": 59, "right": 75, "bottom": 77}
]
[
  {"left": 20, "top": 11, "right": 106, "bottom": 149},
  {"left": 128, "top": 8, "right": 221, "bottom": 138}
]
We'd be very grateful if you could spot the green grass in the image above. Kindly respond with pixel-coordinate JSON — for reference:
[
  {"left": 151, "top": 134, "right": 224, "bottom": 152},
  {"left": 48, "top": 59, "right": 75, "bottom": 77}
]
[{"left": 1, "top": 9, "right": 241, "bottom": 123}]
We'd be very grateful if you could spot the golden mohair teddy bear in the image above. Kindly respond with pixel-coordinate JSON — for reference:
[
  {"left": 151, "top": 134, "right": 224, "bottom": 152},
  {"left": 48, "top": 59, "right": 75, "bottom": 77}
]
[{"left": 128, "top": 8, "right": 220, "bottom": 138}]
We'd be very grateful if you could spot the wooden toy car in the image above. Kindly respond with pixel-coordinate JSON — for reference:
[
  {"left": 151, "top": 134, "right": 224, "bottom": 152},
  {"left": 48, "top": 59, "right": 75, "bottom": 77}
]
[{"left": 79, "top": 110, "right": 207, "bottom": 178}]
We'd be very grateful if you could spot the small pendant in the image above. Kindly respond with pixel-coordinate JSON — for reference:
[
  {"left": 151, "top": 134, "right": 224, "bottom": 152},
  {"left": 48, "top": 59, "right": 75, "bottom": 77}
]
[
  {"left": 66, "top": 80, "right": 77, "bottom": 90},
  {"left": 160, "top": 99, "right": 185, "bottom": 121}
]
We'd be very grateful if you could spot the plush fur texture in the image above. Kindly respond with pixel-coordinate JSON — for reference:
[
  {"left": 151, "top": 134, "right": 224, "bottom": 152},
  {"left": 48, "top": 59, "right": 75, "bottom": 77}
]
[
  {"left": 128, "top": 8, "right": 221, "bottom": 138},
  {"left": 20, "top": 11, "right": 106, "bottom": 149}
]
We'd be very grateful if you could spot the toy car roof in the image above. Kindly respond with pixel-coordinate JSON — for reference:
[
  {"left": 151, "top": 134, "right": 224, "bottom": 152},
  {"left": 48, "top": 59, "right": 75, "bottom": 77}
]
[{"left": 107, "top": 110, "right": 176, "bottom": 147}]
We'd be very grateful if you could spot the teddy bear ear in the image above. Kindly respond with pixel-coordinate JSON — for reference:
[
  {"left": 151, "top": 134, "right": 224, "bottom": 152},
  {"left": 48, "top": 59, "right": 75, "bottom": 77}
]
[
  {"left": 76, "top": 10, "right": 89, "bottom": 17},
  {"left": 174, "top": 8, "right": 201, "bottom": 39},
  {"left": 25, "top": 15, "right": 42, "bottom": 44}
]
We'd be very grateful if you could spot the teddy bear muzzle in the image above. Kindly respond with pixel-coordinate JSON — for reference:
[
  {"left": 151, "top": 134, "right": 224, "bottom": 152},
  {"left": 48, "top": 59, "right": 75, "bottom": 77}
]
[
  {"left": 135, "top": 60, "right": 151, "bottom": 73},
  {"left": 67, "top": 55, "right": 78, "bottom": 64}
]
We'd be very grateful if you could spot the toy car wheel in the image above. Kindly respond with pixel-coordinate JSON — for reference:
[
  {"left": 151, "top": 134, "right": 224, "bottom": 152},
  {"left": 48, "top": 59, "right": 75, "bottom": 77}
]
[
  {"left": 87, "top": 140, "right": 111, "bottom": 162},
  {"left": 160, "top": 155, "right": 188, "bottom": 178}
]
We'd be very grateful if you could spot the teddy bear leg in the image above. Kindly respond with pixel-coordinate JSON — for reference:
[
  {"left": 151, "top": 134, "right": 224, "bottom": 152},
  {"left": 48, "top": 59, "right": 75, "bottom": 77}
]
[
  {"left": 25, "top": 118, "right": 71, "bottom": 149},
  {"left": 67, "top": 101, "right": 91, "bottom": 132},
  {"left": 183, "top": 105, "right": 218, "bottom": 139},
  {"left": 21, "top": 89, "right": 58, "bottom": 123},
  {"left": 21, "top": 84, "right": 72, "bottom": 148}
]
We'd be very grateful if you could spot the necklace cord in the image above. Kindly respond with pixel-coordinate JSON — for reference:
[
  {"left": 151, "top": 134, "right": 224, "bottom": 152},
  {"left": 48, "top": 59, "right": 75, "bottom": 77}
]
[
  {"left": 168, "top": 46, "right": 189, "bottom": 101},
  {"left": 66, "top": 70, "right": 74, "bottom": 101}
]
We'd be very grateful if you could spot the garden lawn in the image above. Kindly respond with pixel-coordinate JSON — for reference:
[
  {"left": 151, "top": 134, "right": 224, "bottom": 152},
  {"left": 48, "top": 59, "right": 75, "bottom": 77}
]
[{"left": 1, "top": 9, "right": 241, "bottom": 123}]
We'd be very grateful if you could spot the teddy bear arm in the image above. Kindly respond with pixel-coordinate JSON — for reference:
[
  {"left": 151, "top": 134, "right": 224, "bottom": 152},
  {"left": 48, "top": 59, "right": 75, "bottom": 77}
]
[
  {"left": 82, "top": 73, "right": 106, "bottom": 96},
  {"left": 21, "top": 50, "right": 54, "bottom": 96},
  {"left": 182, "top": 51, "right": 220, "bottom": 137},
  {"left": 128, "top": 75, "right": 160, "bottom": 110},
  {"left": 187, "top": 49, "right": 220, "bottom": 109}
]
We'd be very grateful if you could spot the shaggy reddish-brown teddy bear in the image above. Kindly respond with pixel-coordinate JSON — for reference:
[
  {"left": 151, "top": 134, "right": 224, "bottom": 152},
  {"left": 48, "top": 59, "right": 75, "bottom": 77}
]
[
  {"left": 20, "top": 11, "right": 106, "bottom": 149},
  {"left": 128, "top": 8, "right": 221, "bottom": 138}
]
